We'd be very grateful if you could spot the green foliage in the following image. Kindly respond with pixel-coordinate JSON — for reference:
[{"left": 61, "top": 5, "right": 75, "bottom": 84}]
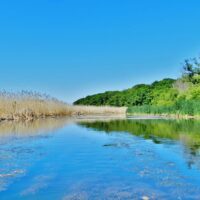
[
  {"left": 74, "top": 78, "right": 176, "bottom": 107},
  {"left": 183, "top": 84, "right": 200, "bottom": 100},
  {"left": 127, "top": 100, "right": 200, "bottom": 116},
  {"left": 182, "top": 57, "right": 200, "bottom": 84},
  {"left": 74, "top": 91, "right": 120, "bottom": 106},
  {"left": 74, "top": 56, "right": 200, "bottom": 117},
  {"left": 151, "top": 87, "right": 178, "bottom": 106},
  {"left": 127, "top": 105, "right": 175, "bottom": 115}
]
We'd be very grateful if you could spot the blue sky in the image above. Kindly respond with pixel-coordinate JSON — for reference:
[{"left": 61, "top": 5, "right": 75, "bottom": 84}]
[{"left": 0, "top": 0, "right": 200, "bottom": 102}]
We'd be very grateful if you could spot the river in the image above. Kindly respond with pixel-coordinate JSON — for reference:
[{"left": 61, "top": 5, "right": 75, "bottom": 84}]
[{"left": 0, "top": 117, "right": 200, "bottom": 199}]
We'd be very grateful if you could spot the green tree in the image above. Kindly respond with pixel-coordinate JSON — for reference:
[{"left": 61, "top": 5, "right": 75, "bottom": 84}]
[{"left": 182, "top": 57, "right": 200, "bottom": 84}]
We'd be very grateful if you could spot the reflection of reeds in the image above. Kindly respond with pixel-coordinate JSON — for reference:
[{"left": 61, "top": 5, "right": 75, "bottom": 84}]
[
  {"left": 0, "top": 116, "right": 126, "bottom": 137},
  {"left": 0, "top": 91, "right": 126, "bottom": 120},
  {"left": 0, "top": 117, "right": 71, "bottom": 137}
]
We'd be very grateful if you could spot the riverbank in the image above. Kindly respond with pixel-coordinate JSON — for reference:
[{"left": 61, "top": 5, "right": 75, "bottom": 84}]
[
  {"left": 0, "top": 91, "right": 126, "bottom": 121},
  {"left": 126, "top": 104, "right": 200, "bottom": 120},
  {"left": 126, "top": 113, "right": 200, "bottom": 120},
  {"left": 0, "top": 105, "right": 126, "bottom": 121}
]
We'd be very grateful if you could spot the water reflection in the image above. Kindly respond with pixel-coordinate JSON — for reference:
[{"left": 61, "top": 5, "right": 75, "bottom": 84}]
[
  {"left": 0, "top": 117, "right": 80, "bottom": 138},
  {"left": 0, "top": 118, "right": 200, "bottom": 199},
  {"left": 78, "top": 119, "right": 200, "bottom": 169},
  {"left": 0, "top": 117, "right": 118, "bottom": 138}
]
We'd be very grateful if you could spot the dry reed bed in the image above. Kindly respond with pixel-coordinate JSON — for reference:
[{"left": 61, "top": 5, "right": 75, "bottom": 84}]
[{"left": 0, "top": 91, "right": 126, "bottom": 121}]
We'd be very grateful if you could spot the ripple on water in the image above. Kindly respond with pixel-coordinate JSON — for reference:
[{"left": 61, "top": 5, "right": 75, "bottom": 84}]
[{"left": 1, "top": 119, "right": 200, "bottom": 199}]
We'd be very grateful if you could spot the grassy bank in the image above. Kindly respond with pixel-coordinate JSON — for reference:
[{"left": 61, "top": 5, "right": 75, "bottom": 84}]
[
  {"left": 0, "top": 91, "right": 126, "bottom": 121},
  {"left": 127, "top": 100, "right": 200, "bottom": 119}
]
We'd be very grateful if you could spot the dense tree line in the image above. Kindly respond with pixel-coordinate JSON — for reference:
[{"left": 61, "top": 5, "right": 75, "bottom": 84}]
[
  {"left": 74, "top": 56, "right": 200, "bottom": 116},
  {"left": 74, "top": 78, "right": 176, "bottom": 107}
]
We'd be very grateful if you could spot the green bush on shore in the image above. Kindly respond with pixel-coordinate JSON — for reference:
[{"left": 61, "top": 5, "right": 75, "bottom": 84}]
[{"left": 127, "top": 100, "right": 200, "bottom": 116}]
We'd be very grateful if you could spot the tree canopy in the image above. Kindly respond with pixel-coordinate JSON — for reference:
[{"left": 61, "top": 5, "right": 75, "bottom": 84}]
[
  {"left": 74, "top": 56, "right": 200, "bottom": 109},
  {"left": 74, "top": 78, "right": 176, "bottom": 107}
]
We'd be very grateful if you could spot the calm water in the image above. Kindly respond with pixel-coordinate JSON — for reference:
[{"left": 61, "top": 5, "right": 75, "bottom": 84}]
[{"left": 0, "top": 118, "right": 200, "bottom": 199}]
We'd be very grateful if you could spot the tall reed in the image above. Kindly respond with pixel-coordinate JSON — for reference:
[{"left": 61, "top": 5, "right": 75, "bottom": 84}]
[{"left": 0, "top": 91, "right": 126, "bottom": 120}]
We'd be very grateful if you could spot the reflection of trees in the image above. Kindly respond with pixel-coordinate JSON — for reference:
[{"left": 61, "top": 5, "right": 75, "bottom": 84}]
[
  {"left": 1, "top": 117, "right": 200, "bottom": 169},
  {"left": 78, "top": 119, "right": 200, "bottom": 167}
]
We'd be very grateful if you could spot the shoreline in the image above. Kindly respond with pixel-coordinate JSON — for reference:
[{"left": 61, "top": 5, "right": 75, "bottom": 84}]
[
  {"left": 127, "top": 113, "right": 199, "bottom": 120},
  {"left": 1, "top": 109, "right": 200, "bottom": 122},
  {"left": 0, "top": 113, "right": 127, "bottom": 122},
  {"left": 1, "top": 113, "right": 199, "bottom": 123}
]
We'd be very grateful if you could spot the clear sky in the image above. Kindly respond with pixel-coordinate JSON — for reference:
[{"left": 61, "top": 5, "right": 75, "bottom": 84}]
[{"left": 0, "top": 0, "right": 200, "bottom": 103}]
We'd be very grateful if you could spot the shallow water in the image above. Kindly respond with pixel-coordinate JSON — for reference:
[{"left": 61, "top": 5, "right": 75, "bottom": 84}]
[{"left": 0, "top": 118, "right": 200, "bottom": 199}]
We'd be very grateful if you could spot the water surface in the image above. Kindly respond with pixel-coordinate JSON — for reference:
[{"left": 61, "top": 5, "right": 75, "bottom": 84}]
[{"left": 0, "top": 118, "right": 200, "bottom": 199}]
